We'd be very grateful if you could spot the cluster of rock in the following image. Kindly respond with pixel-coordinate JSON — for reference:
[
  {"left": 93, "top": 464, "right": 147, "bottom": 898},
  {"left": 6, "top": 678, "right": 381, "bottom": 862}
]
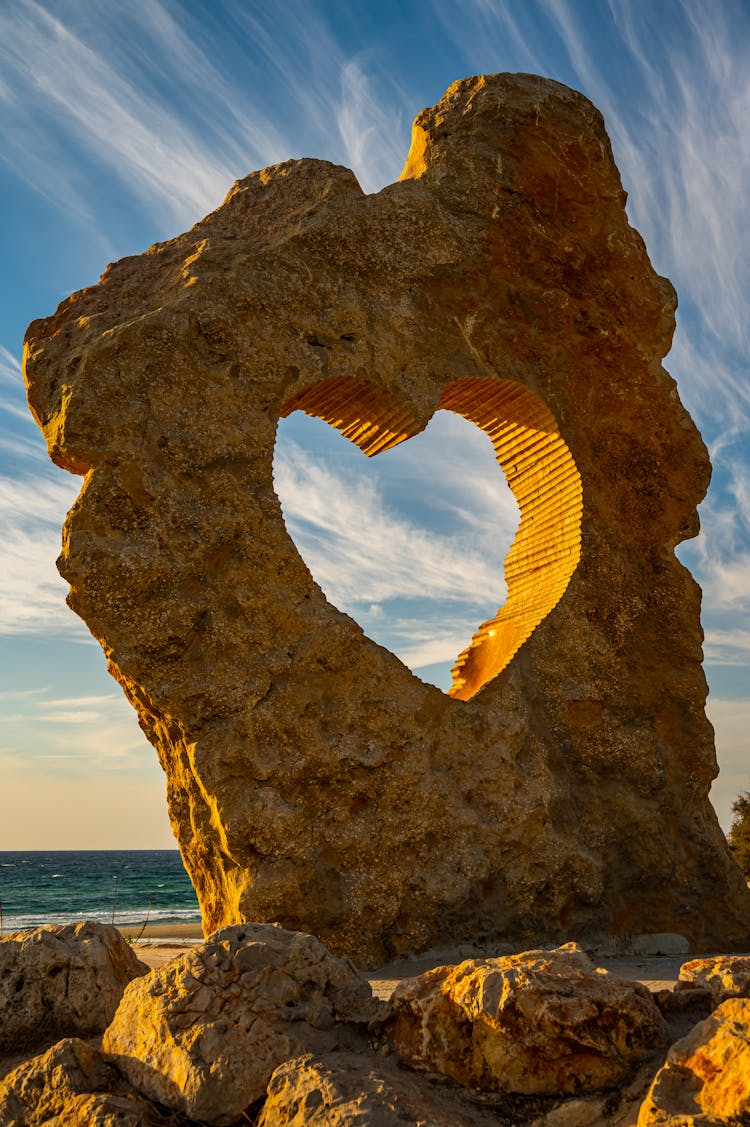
[{"left": 2, "top": 922, "right": 750, "bottom": 1125}]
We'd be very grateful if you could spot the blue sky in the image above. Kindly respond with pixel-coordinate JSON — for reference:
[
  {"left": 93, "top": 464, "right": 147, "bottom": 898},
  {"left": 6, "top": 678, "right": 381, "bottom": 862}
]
[{"left": 0, "top": 0, "right": 748, "bottom": 848}]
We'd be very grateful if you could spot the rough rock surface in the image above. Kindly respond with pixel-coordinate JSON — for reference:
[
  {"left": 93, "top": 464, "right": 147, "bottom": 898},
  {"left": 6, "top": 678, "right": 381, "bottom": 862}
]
[
  {"left": 0, "top": 1037, "right": 168, "bottom": 1127},
  {"left": 387, "top": 944, "right": 666, "bottom": 1095},
  {"left": 257, "top": 1051, "right": 503, "bottom": 1126},
  {"left": 24, "top": 72, "right": 750, "bottom": 963},
  {"left": 0, "top": 921, "right": 148, "bottom": 1052},
  {"left": 637, "top": 997, "right": 750, "bottom": 1125},
  {"left": 103, "top": 923, "right": 384, "bottom": 1125},
  {"left": 676, "top": 953, "right": 750, "bottom": 1004}
]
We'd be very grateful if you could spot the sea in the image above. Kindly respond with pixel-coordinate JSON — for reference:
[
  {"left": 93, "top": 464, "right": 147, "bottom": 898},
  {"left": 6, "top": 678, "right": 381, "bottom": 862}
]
[{"left": 0, "top": 850, "right": 201, "bottom": 933}]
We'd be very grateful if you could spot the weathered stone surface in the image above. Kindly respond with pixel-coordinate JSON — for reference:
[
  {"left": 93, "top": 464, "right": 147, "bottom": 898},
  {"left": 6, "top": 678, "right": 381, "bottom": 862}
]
[
  {"left": 0, "top": 1037, "right": 168, "bottom": 1127},
  {"left": 637, "top": 997, "right": 750, "bottom": 1125},
  {"left": 103, "top": 923, "right": 384, "bottom": 1125},
  {"left": 24, "top": 72, "right": 750, "bottom": 963},
  {"left": 0, "top": 921, "right": 148, "bottom": 1052},
  {"left": 257, "top": 1050, "right": 503, "bottom": 1126},
  {"left": 676, "top": 953, "right": 750, "bottom": 1004},
  {"left": 388, "top": 944, "right": 666, "bottom": 1095}
]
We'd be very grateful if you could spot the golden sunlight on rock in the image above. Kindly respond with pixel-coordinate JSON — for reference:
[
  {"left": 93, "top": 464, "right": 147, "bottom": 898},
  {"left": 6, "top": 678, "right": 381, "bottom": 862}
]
[
  {"left": 23, "top": 72, "right": 750, "bottom": 963},
  {"left": 283, "top": 374, "right": 581, "bottom": 701}
]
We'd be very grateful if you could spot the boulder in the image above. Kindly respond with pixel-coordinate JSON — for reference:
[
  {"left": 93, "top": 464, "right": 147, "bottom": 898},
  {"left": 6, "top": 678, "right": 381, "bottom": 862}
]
[
  {"left": 103, "top": 923, "right": 385, "bottom": 1125},
  {"left": 0, "top": 922, "right": 148, "bottom": 1051},
  {"left": 0, "top": 1037, "right": 168, "bottom": 1127},
  {"left": 676, "top": 953, "right": 750, "bottom": 1004},
  {"left": 257, "top": 1050, "right": 503, "bottom": 1126},
  {"left": 25, "top": 71, "right": 750, "bottom": 964},
  {"left": 388, "top": 944, "right": 667, "bottom": 1095},
  {"left": 637, "top": 997, "right": 750, "bottom": 1125}
]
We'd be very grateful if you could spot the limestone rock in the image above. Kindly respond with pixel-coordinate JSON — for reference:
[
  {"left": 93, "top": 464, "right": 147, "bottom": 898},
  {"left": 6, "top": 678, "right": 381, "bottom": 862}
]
[
  {"left": 103, "top": 923, "right": 385, "bottom": 1125},
  {"left": 0, "top": 922, "right": 148, "bottom": 1052},
  {"left": 24, "top": 72, "right": 750, "bottom": 964},
  {"left": 637, "top": 997, "right": 750, "bottom": 1125},
  {"left": 0, "top": 1037, "right": 168, "bottom": 1126},
  {"left": 388, "top": 944, "right": 666, "bottom": 1095},
  {"left": 257, "top": 1050, "right": 502, "bottom": 1126},
  {"left": 676, "top": 953, "right": 750, "bottom": 1004}
]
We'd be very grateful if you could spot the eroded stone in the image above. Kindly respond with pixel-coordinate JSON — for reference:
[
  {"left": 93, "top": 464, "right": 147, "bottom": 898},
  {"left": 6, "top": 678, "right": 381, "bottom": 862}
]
[
  {"left": 387, "top": 944, "right": 666, "bottom": 1095},
  {"left": 637, "top": 997, "right": 750, "bottom": 1125},
  {"left": 0, "top": 922, "right": 148, "bottom": 1052},
  {"left": 0, "top": 1037, "right": 168, "bottom": 1127},
  {"left": 24, "top": 72, "right": 750, "bottom": 963},
  {"left": 103, "top": 923, "right": 384, "bottom": 1125},
  {"left": 676, "top": 953, "right": 750, "bottom": 1004},
  {"left": 258, "top": 1050, "right": 502, "bottom": 1126}
]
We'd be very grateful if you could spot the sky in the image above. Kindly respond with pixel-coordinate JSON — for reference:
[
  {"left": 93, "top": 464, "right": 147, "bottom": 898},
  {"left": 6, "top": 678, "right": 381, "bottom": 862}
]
[{"left": 0, "top": 0, "right": 748, "bottom": 849}]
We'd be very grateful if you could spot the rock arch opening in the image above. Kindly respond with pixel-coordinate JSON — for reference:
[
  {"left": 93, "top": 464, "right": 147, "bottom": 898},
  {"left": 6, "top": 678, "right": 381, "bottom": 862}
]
[{"left": 279, "top": 375, "right": 582, "bottom": 700}]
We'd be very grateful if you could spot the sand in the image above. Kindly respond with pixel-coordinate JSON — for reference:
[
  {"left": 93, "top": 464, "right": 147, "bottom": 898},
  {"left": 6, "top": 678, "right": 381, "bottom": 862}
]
[
  {"left": 125, "top": 936, "right": 692, "bottom": 996},
  {"left": 118, "top": 922, "right": 203, "bottom": 941}
]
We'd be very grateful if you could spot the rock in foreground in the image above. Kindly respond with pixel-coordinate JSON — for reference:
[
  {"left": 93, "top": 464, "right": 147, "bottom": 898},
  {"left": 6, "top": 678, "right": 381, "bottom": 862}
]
[
  {"left": 638, "top": 997, "right": 750, "bottom": 1125},
  {"left": 104, "top": 923, "right": 385, "bottom": 1125},
  {"left": 0, "top": 1037, "right": 168, "bottom": 1127},
  {"left": 258, "top": 1051, "right": 503, "bottom": 1126},
  {"left": 388, "top": 944, "right": 667, "bottom": 1095},
  {"left": 0, "top": 922, "right": 148, "bottom": 1052}
]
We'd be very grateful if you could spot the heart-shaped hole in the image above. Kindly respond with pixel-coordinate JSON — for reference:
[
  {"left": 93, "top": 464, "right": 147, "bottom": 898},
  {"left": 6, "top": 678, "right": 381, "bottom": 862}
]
[{"left": 274, "top": 376, "right": 582, "bottom": 700}]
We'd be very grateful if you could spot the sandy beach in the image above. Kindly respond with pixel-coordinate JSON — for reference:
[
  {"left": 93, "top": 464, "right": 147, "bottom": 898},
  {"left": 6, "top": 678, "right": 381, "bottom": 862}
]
[
  {"left": 123, "top": 931, "right": 695, "bottom": 996},
  {"left": 118, "top": 921, "right": 203, "bottom": 941}
]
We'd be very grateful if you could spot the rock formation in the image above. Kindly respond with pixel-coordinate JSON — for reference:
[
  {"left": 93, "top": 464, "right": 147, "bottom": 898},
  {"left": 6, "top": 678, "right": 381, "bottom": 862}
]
[
  {"left": 676, "top": 953, "right": 750, "bottom": 1004},
  {"left": 0, "top": 1038, "right": 169, "bottom": 1127},
  {"left": 258, "top": 1052, "right": 504, "bottom": 1126},
  {"left": 387, "top": 943, "right": 666, "bottom": 1095},
  {"left": 103, "top": 923, "right": 383, "bottom": 1124},
  {"left": 24, "top": 72, "right": 750, "bottom": 962},
  {"left": 0, "top": 924, "right": 746, "bottom": 1125},
  {"left": 0, "top": 922, "right": 147, "bottom": 1052},
  {"left": 638, "top": 998, "right": 750, "bottom": 1125}
]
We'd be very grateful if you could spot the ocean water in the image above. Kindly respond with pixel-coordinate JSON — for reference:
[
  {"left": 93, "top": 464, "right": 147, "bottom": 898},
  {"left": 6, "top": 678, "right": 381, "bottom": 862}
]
[{"left": 0, "top": 850, "right": 200, "bottom": 932}]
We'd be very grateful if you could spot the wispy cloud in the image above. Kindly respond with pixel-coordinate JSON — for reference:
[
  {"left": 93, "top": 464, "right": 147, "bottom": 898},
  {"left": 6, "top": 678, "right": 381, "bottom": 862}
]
[
  {"left": 0, "top": 0, "right": 279, "bottom": 229},
  {"left": 0, "top": 471, "right": 81, "bottom": 635},
  {"left": 0, "top": 0, "right": 410, "bottom": 245},
  {"left": 224, "top": 0, "right": 408, "bottom": 192},
  {"left": 274, "top": 410, "right": 520, "bottom": 678},
  {"left": 275, "top": 438, "right": 510, "bottom": 608},
  {"left": 0, "top": 686, "right": 151, "bottom": 776}
]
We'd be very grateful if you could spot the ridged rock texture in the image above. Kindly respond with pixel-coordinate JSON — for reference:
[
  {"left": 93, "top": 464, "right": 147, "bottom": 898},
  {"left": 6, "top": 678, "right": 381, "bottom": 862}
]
[
  {"left": 638, "top": 998, "right": 750, "bottom": 1126},
  {"left": 0, "top": 1038, "right": 169, "bottom": 1127},
  {"left": 258, "top": 1051, "right": 502, "bottom": 1127},
  {"left": 102, "top": 923, "right": 383, "bottom": 1125},
  {"left": 24, "top": 72, "right": 750, "bottom": 964},
  {"left": 0, "top": 922, "right": 148, "bottom": 1053},
  {"left": 676, "top": 954, "right": 750, "bottom": 1004},
  {"left": 387, "top": 943, "right": 667, "bottom": 1095}
]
